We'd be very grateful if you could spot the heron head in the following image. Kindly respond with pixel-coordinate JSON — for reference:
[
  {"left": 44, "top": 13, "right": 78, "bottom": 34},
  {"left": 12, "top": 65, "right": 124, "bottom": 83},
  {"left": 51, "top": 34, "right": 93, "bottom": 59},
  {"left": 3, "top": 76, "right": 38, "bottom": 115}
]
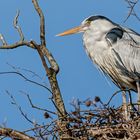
[
  {"left": 56, "top": 21, "right": 89, "bottom": 36},
  {"left": 56, "top": 15, "right": 114, "bottom": 36}
]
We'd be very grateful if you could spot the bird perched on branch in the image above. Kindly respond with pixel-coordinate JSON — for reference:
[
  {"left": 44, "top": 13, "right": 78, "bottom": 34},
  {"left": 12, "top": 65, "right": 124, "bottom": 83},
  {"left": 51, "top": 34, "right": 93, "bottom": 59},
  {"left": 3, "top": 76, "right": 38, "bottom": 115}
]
[{"left": 57, "top": 15, "right": 140, "bottom": 113}]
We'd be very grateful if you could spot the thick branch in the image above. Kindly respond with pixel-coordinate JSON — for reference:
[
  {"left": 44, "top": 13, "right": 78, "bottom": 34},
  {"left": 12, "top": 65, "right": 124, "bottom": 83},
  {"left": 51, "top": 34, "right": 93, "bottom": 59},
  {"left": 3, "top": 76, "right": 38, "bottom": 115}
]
[
  {"left": 32, "top": 0, "right": 59, "bottom": 73},
  {"left": 35, "top": 45, "right": 67, "bottom": 117},
  {"left": 31, "top": 0, "right": 67, "bottom": 117},
  {"left": 0, "top": 127, "right": 35, "bottom": 140}
]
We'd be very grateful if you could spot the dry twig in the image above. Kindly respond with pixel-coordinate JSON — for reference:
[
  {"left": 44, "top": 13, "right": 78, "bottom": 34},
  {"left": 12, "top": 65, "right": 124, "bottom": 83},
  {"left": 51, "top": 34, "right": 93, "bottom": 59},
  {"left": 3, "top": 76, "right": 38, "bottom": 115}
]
[{"left": 124, "top": 0, "right": 140, "bottom": 22}]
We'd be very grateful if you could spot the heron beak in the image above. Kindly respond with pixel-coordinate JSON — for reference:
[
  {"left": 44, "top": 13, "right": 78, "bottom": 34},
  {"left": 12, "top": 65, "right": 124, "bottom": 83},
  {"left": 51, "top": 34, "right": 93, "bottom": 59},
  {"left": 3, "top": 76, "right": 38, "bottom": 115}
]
[{"left": 56, "top": 26, "right": 82, "bottom": 36}]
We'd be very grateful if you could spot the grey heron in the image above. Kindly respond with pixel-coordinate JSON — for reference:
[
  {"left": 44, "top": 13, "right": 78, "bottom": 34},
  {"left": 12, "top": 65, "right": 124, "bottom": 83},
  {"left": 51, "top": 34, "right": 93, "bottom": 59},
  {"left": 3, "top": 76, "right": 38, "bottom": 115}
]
[{"left": 57, "top": 15, "right": 140, "bottom": 114}]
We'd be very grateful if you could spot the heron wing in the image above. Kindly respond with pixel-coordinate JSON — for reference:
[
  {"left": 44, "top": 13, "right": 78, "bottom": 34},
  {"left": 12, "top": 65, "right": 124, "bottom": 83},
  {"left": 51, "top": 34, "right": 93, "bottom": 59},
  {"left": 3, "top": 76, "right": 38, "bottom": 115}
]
[{"left": 108, "top": 27, "right": 140, "bottom": 79}]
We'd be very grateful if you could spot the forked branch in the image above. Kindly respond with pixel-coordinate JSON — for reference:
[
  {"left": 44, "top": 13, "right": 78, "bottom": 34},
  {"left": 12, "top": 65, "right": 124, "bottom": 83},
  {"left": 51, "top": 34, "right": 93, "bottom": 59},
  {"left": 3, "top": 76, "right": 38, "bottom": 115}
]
[
  {"left": 13, "top": 10, "right": 24, "bottom": 41},
  {"left": 32, "top": 0, "right": 59, "bottom": 73}
]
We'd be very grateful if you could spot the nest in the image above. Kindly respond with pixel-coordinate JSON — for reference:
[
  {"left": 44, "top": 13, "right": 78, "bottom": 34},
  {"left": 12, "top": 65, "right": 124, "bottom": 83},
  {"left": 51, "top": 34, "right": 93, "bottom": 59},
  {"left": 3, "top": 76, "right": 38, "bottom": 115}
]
[{"left": 55, "top": 97, "right": 140, "bottom": 140}]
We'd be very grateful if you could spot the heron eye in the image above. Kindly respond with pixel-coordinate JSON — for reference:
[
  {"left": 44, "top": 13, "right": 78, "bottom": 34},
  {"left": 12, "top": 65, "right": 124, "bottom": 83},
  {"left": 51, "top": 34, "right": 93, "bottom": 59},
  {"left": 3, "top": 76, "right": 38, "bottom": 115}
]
[
  {"left": 86, "top": 20, "right": 91, "bottom": 24},
  {"left": 85, "top": 20, "right": 91, "bottom": 25}
]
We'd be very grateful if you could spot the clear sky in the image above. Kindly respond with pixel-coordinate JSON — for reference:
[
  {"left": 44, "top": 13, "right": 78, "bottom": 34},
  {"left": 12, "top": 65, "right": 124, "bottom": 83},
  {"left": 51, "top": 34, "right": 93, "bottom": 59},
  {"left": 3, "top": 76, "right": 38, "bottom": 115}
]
[{"left": 0, "top": 0, "right": 139, "bottom": 133}]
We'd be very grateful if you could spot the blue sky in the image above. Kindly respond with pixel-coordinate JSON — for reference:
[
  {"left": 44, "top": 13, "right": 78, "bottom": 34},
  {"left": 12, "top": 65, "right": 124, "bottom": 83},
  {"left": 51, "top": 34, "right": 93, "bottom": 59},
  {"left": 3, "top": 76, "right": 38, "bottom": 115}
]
[{"left": 0, "top": 0, "right": 139, "bottom": 133}]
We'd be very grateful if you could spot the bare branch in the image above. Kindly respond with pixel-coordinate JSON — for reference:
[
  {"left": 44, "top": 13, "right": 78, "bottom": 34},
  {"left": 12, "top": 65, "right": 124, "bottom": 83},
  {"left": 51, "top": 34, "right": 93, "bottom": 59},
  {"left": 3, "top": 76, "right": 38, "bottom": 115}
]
[
  {"left": 22, "top": 91, "right": 56, "bottom": 115},
  {"left": 105, "top": 89, "right": 131, "bottom": 106},
  {"left": 31, "top": 0, "right": 45, "bottom": 46},
  {"left": 124, "top": 0, "right": 140, "bottom": 22},
  {"left": 0, "top": 34, "right": 7, "bottom": 45},
  {"left": 50, "top": 96, "right": 66, "bottom": 117},
  {"left": 32, "top": 0, "right": 59, "bottom": 73},
  {"left": 21, "top": 68, "right": 44, "bottom": 79},
  {"left": 6, "top": 90, "right": 36, "bottom": 125},
  {"left": 0, "top": 71, "right": 52, "bottom": 93},
  {"left": 0, "top": 40, "right": 33, "bottom": 49},
  {"left": 34, "top": 43, "right": 50, "bottom": 75},
  {"left": 0, "top": 127, "right": 35, "bottom": 140},
  {"left": 40, "top": 46, "right": 60, "bottom": 73},
  {"left": 7, "top": 63, "right": 49, "bottom": 85},
  {"left": 0, "top": 10, "right": 34, "bottom": 50},
  {"left": 35, "top": 44, "right": 67, "bottom": 117},
  {"left": 13, "top": 10, "right": 24, "bottom": 41}
]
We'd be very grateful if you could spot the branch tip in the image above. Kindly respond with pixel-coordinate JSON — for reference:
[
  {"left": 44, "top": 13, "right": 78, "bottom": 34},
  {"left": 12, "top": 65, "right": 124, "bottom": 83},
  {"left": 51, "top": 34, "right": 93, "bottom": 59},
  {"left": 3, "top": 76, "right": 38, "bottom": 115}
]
[
  {"left": 0, "top": 34, "right": 7, "bottom": 45},
  {"left": 14, "top": 9, "right": 24, "bottom": 41}
]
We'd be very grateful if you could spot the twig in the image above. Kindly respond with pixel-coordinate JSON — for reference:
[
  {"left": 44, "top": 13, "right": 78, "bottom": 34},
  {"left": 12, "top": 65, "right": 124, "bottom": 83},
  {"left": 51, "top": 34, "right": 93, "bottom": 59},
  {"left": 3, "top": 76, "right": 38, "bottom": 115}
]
[
  {"left": 6, "top": 62, "right": 47, "bottom": 84},
  {"left": 6, "top": 90, "right": 38, "bottom": 125},
  {"left": 21, "top": 68, "right": 43, "bottom": 79},
  {"left": 124, "top": 0, "right": 140, "bottom": 22},
  {"left": 0, "top": 10, "right": 34, "bottom": 49},
  {"left": 0, "top": 71, "right": 52, "bottom": 94},
  {"left": 22, "top": 121, "right": 56, "bottom": 133},
  {"left": 105, "top": 89, "right": 131, "bottom": 106},
  {"left": 22, "top": 91, "right": 56, "bottom": 115},
  {"left": 13, "top": 10, "right": 24, "bottom": 41},
  {"left": 0, "top": 34, "right": 7, "bottom": 45},
  {"left": 31, "top": 0, "right": 45, "bottom": 47}
]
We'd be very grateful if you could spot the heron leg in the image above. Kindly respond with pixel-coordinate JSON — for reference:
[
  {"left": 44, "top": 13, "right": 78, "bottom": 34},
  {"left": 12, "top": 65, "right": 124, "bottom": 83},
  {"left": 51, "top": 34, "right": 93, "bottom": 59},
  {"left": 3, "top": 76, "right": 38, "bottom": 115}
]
[
  {"left": 136, "top": 81, "right": 140, "bottom": 112},
  {"left": 128, "top": 91, "right": 132, "bottom": 118},
  {"left": 122, "top": 90, "right": 128, "bottom": 120}
]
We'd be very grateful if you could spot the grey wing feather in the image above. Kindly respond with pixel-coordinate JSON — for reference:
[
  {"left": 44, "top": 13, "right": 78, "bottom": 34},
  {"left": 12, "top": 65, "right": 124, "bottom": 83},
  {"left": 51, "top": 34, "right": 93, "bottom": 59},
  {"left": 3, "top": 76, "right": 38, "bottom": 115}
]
[
  {"left": 106, "top": 27, "right": 123, "bottom": 44},
  {"left": 111, "top": 27, "right": 140, "bottom": 78}
]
